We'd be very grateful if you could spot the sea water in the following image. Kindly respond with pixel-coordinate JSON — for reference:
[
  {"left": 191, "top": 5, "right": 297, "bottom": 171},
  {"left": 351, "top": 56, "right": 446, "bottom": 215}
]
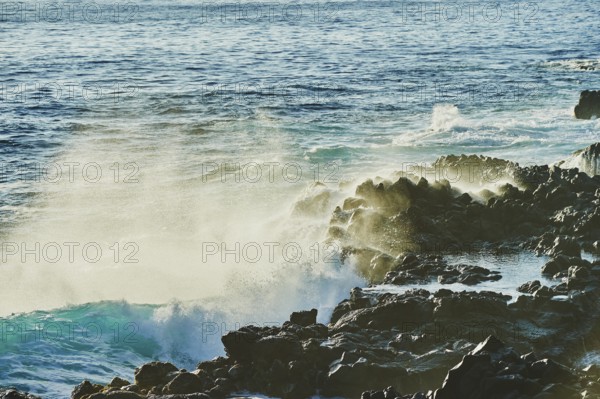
[{"left": 1, "top": 0, "right": 600, "bottom": 396}]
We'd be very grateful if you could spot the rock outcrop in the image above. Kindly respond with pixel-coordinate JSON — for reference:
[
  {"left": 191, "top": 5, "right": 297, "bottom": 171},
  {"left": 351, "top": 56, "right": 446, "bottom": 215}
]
[
  {"left": 363, "top": 335, "right": 591, "bottom": 399},
  {"left": 0, "top": 389, "right": 42, "bottom": 399},
  {"left": 556, "top": 142, "right": 600, "bottom": 176},
  {"left": 574, "top": 90, "right": 600, "bottom": 119},
  {"left": 330, "top": 151, "right": 600, "bottom": 282}
]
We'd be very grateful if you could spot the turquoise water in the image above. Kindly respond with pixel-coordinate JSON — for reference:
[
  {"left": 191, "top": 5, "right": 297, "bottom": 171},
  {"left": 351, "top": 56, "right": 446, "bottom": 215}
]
[{"left": 1, "top": 0, "right": 600, "bottom": 396}]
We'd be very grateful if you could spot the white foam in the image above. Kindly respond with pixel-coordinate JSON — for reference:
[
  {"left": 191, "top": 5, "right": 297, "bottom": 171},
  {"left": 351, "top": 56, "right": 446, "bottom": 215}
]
[
  {"left": 542, "top": 59, "right": 600, "bottom": 71},
  {"left": 429, "top": 104, "right": 469, "bottom": 132}
]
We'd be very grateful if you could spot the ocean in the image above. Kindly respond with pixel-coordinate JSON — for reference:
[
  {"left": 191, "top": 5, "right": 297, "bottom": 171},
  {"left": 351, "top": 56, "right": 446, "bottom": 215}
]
[{"left": 1, "top": 0, "right": 600, "bottom": 396}]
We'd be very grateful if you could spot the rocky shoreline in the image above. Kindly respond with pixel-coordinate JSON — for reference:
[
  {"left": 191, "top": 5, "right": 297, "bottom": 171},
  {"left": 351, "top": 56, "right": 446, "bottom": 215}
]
[{"left": 3, "top": 142, "right": 600, "bottom": 399}]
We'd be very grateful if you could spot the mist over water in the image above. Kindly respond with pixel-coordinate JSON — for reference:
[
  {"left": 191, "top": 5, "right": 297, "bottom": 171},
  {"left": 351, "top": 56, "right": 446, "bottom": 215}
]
[
  {"left": 0, "top": 118, "right": 365, "bottom": 396},
  {"left": 0, "top": 114, "right": 364, "bottom": 312}
]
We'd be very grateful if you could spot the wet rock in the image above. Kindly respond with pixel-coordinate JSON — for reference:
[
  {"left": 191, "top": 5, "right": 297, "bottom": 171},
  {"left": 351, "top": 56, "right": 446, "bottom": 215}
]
[
  {"left": 331, "top": 145, "right": 600, "bottom": 283},
  {"left": 227, "top": 364, "right": 246, "bottom": 380},
  {"left": 108, "top": 378, "right": 131, "bottom": 388},
  {"left": 206, "top": 385, "right": 226, "bottom": 399},
  {"left": 574, "top": 90, "right": 600, "bottom": 119},
  {"left": 533, "top": 285, "right": 554, "bottom": 299},
  {"left": 0, "top": 390, "right": 42, "bottom": 399},
  {"left": 119, "top": 386, "right": 139, "bottom": 393},
  {"left": 343, "top": 197, "right": 367, "bottom": 211},
  {"left": 292, "top": 185, "right": 333, "bottom": 216},
  {"left": 433, "top": 290, "right": 510, "bottom": 320},
  {"left": 541, "top": 255, "right": 571, "bottom": 276},
  {"left": 384, "top": 255, "right": 501, "bottom": 287},
  {"left": 470, "top": 335, "right": 505, "bottom": 356},
  {"left": 195, "top": 357, "right": 228, "bottom": 375},
  {"left": 325, "top": 361, "right": 408, "bottom": 396},
  {"left": 518, "top": 280, "right": 541, "bottom": 294},
  {"left": 290, "top": 309, "right": 318, "bottom": 327},
  {"left": 89, "top": 393, "right": 144, "bottom": 399},
  {"left": 567, "top": 265, "right": 591, "bottom": 289},
  {"left": 547, "top": 236, "right": 580, "bottom": 257},
  {"left": 331, "top": 288, "right": 375, "bottom": 325},
  {"left": 432, "top": 353, "right": 495, "bottom": 398},
  {"left": 534, "top": 383, "right": 580, "bottom": 399},
  {"left": 134, "top": 362, "right": 179, "bottom": 389},
  {"left": 163, "top": 372, "right": 205, "bottom": 394},
  {"left": 370, "top": 253, "right": 396, "bottom": 281},
  {"left": 148, "top": 395, "right": 210, "bottom": 399},
  {"left": 333, "top": 295, "right": 434, "bottom": 331},
  {"left": 72, "top": 381, "right": 103, "bottom": 399},
  {"left": 221, "top": 330, "right": 259, "bottom": 360},
  {"left": 528, "top": 359, "right": 575, "bottom": 384},
  {"left": 255, "top": 335, "right": 303, "bottom": 361},
  {"left": 359, "top": 330, "right": 591, "bottom": 399},
  {"left": 438, "top": 264, "right": 501, "bottom": 285}
]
